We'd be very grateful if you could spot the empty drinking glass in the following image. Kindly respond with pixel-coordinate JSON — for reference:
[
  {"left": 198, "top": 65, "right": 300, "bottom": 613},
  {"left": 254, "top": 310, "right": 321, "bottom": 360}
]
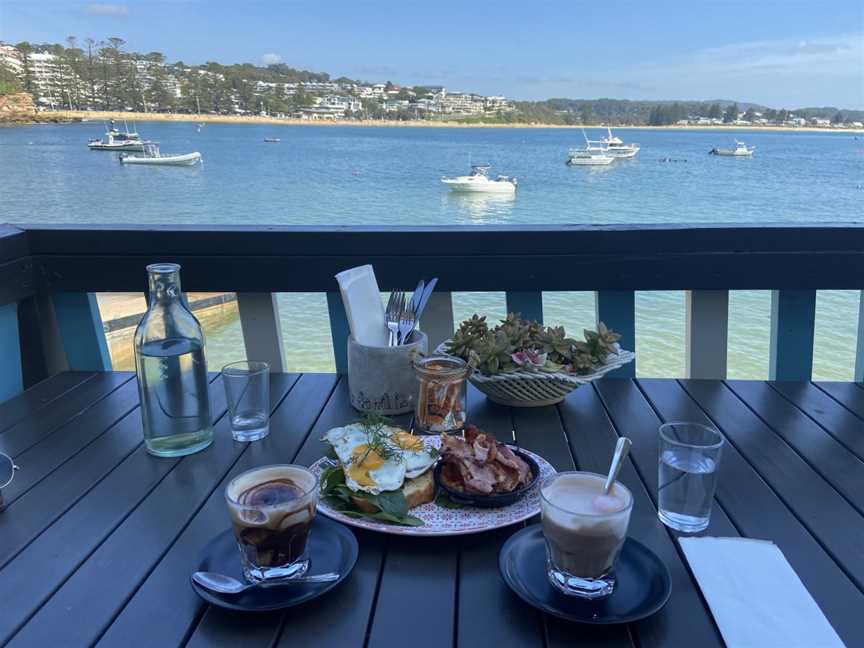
[
  {"left": 657, "top": 422, "right": 724, "bottom": 533},
  {"left": 222, "top": 361, "right": 270, "bottom": 442}
]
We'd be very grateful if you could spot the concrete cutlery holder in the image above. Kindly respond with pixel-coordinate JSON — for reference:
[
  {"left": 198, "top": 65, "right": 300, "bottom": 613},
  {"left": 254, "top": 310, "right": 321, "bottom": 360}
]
[{"left": 347, "top": 331, "right": 428, "bottom": 415}]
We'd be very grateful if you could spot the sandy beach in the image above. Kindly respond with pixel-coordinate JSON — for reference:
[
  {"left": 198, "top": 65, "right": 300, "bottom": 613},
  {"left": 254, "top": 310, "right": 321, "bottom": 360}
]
[{"left": 40, "top": 109, "right": 864, "bottom": 133}]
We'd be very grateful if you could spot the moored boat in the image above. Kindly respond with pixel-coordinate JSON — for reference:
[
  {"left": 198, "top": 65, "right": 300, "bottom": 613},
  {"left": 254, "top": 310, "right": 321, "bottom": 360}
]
[
  {"left": 88, "top": 120, "right": 152, "bottom": 152},
  {"left": 596, "top": 127, "right": 640, "bottom": 158},
  {"left": 441, "top": 165, "right": 517, "bottom": 193},
  {"left": 119, "top": 144, "right": 202, "bottom": 167},
  {"left": 567, "top": 139, "right": 615, "bottom": 165},
  {"left": 709, "top": 141, "right": 755, "bottom": 156}
]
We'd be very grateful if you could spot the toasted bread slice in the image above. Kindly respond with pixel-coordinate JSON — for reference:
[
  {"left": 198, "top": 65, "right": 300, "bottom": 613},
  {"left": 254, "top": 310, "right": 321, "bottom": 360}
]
[{"left": 350, "top": 468, "right": 436, "bottom": 513}]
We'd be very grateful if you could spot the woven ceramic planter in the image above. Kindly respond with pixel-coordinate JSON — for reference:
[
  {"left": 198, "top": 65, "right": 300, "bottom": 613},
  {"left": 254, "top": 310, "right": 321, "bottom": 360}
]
[
  {"left": 348, "top": 331, "right": 428, "bottom": 415},
  {"left": 435, "top": 342, "right": 635, "bottom": 407}
]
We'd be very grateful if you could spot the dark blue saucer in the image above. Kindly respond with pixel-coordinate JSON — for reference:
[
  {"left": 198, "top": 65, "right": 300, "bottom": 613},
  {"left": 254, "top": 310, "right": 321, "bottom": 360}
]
[
  {"left": 499, "top": 524, "right": 671, "bottom": 624},
  {"left": 191, "top": 516, "right": 358, "bottom": 612}
]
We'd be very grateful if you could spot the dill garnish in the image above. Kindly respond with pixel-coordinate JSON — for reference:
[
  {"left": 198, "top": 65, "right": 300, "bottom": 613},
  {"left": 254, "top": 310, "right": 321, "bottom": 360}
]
[{"left": 350, "top": 412, "right": 402, "bottom": 466}]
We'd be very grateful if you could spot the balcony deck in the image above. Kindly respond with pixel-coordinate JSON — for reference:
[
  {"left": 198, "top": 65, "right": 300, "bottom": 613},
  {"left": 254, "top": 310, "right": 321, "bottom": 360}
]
[
  {"left": 1, "top": 372, "right": 863, "bottom": 646},
  {"left": 1, "top": 222, "right": 862, "bottom": 646}
]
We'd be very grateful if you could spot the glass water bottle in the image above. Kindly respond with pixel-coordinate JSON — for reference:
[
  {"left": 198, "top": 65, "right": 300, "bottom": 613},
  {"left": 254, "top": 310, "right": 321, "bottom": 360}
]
[{"left": 134, "top": 263, "right": 213, "bottom": 457}]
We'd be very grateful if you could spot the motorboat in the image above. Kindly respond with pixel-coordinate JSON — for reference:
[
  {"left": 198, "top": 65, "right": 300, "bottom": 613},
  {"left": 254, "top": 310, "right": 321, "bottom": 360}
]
[
  {"left": 119, "top": 143, "right": 202, "bottom": 166},
  {"left": 568, "top": 130, "right": 616, "bottom": 166},
  {"left": 567, "top": 148, "right": 615, "bottom": 165},
  {"left": 264, "top": 138, "right": 281, "bottom": 143},
  {"left": 88, "top": 120, "right": 152, "bottom": 152},
  {"left": 595, "top": 127, "right": 640, "bottom": 158},
  {"left": 441, "top": 165, "right": 517, "bottom": 193},
  {"left": 709, "top": 141, "right": 755, "bottom": 156}
]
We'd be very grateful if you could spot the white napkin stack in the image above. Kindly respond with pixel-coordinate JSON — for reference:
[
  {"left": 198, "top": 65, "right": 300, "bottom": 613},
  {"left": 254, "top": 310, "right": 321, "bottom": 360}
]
[
  {"left": 334, "top": 265, "right": 388, "bottom": 347},
  {"left": 679, "top": 537, "right": 844, "bottom": 648}
]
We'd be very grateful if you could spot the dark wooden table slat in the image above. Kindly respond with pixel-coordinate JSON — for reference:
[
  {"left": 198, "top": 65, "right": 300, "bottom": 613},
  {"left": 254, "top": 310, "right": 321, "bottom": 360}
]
[
  {"left": 1, "top": 377, "right": 140, "bottom": 507},
  {"left": 0, "top": 372, "right": 134, "bottom": 457},
  {"left": 512, "top": 396, "right": 635, "bottom": 648},
  {"left": 4, "top": 373, "right": 862, "bottom": 648},
  {"left": 6, "top": 374, "right": 296, "bottom": 647},
  {"left": 0, "top": 371, "right": 95, "bottom": 434},
  {"left": 0, "top": 375, "right": 230, "bottom": 645},
  {"left": 769, "top": 381, "right": 864, "bottom": 461},
  {"left": 99, "top": 373, "right": 335, "bottom": 648},
  {"left": 726, "top": 380, "right": 864, "bottom": 510},
  {"left": 641, "top": 378, "right": 864, "bottom": 646},
  {"left": 814, "top": 381, "right": 864, "bottom": 420},
  {"left": 680, "top": 379, "right": 864, "bottom": 592},
  {"left": 455, "top": 385, "right": 545, "bottom": 648},
  {"left": 582, "top": 381, "right": 728, "bottom": 648}
]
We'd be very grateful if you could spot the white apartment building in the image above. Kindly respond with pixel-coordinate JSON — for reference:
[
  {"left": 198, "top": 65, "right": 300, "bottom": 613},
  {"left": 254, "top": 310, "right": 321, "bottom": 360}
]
[
  {"left": 0, "top": 43, "right": 23, "bottom": 75},
  {"left": 321, "top": 94, "right": 362, "bottom": 112},
  {"left": 484, "top": 95, "right": 512, "bottom": 112},
  {"left": 438, "top": 91, "right": 485, "bottom": 115}
]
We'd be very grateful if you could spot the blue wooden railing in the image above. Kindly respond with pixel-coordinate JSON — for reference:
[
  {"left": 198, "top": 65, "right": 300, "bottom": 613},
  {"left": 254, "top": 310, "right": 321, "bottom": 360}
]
[{"left": 1, "top": 223, "right": 863, "bottom": 402}]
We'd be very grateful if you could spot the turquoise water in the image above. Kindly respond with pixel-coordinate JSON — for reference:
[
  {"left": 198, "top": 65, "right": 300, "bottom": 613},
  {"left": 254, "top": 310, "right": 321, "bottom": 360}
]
[{"left": 1, "top": 122, "right": 862, "bottom": 378}]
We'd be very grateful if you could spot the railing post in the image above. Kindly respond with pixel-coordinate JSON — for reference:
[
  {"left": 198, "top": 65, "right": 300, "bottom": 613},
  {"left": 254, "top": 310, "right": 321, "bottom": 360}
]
[
  {"left": 326, "top": 292, "right": 350, "bottom": 373},
  {"left": 51, "top": 292, "right": 112, "bottom": 371},
  {"left": 237, "top": 292, "right": 286, "bottom": 372},
  {"left": 420, "top": 292, "right": 454, "bottom": 350},
  {"left": 506, "top": 291, "right": 543, "bottom": 323},
  {"left": 855, "top": 290, "right": 864, "bottom": 382},
  {"left": 596, "top": 290, "right": 636, "bottom": 377},
  {"left": 686, "top": 290, "right": 729, "bottom": 379},
  {"left": 769, "top": 290, "right": 815, "bottom": 380},
  {"left": 0, "top": 303, "right": 23, "bottom": 402}
]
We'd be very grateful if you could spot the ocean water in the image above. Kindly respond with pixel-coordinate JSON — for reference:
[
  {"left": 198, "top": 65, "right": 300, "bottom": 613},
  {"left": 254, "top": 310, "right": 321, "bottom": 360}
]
[{"left": 1, "top": 122, "right": 862, "bottom": 378}]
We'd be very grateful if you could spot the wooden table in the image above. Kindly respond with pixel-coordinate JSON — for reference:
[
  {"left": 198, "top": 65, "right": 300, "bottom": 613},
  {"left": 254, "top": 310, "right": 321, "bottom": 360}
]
[{"left": 1, "top": 372, "right": 862, "bottom": 647}]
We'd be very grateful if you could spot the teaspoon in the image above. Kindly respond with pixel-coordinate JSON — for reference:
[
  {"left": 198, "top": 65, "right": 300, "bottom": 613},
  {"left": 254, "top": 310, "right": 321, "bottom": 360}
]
[
  {"left": 603, "top": 437, "right": 632, "bottom": 495},
  {"left": 193, "top": 570, "right": 339, "bottom": 595}
]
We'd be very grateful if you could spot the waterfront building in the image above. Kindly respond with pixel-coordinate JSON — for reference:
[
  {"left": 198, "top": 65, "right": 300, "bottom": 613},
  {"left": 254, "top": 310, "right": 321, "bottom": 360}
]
[{"left": 0, "top": 43, "right": 23, "bottom": 75}]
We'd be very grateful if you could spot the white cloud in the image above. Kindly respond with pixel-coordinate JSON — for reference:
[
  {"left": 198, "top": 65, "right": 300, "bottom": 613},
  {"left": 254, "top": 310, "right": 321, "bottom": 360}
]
[
  {"left": 617, "top": 32, "right": 864, "bottom": 107},
  {"left": 261, "top": 53, "right": 283, "bottom": 65},
  {"left": 688, "top": 33, "right": 862, "bottom": 76},
  {"left": 84, "top": 3, "right": 129, "bottom": 17}
]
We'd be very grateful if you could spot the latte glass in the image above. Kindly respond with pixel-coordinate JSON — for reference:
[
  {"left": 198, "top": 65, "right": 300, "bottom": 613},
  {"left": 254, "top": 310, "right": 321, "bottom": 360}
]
[
  {"left": 225, "top": 464, "right": 319, "bottom": 582},
  {"left": 540, "top": 471, "right": 633, "bottom": 598}
]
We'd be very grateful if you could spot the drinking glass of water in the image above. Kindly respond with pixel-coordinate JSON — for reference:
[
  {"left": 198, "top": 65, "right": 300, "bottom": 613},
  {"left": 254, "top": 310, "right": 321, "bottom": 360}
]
[
  {"left": 657, "top": 422, "right": 723, "bottom": 533},
  {"left": 222, "top": 361, "right": 270, "bottom": 442}
]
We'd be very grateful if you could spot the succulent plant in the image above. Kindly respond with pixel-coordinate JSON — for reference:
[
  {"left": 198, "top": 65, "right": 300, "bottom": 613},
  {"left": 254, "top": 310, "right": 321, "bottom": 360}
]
[{"left": 446, "top": 313, "right": 621, "bottom": 376}]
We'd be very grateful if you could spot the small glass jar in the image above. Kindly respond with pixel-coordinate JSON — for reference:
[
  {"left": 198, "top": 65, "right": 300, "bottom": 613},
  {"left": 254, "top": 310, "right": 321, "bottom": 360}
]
[{"left": 413, "top": 354, "right": 469, "bottom": 433}]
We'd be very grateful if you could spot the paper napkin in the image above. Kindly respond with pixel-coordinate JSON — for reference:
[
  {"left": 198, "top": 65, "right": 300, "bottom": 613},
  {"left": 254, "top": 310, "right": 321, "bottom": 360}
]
[
  {"left": 679, "top": 536, "right": 843, "bottom": 648},
  {"left": 334, "top": 265, "right": 388, "bottom": 347}
]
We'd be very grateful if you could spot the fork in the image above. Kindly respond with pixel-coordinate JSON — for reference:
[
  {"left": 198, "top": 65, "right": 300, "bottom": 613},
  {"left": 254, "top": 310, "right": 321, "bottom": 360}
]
[
  {"left": 398, "top": 301, "right": 417, "bottom": 345},
  {"left": 385, "top": 291, "right": 404, "bottom": 347}
]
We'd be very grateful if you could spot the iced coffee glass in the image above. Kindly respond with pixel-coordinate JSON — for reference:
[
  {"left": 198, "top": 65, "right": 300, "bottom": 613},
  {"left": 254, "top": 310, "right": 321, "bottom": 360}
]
[
  {"left": 540, "top": 471, "right": 633, "bottom": 599},
  {"left": 225, "top": 464, "right": 319, "bottom": 582}
]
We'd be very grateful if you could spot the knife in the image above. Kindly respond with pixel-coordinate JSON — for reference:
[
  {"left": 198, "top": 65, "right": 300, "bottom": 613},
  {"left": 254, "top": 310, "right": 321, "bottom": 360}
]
[
  {"left": 414, "top": 277, "right": 438, "bottom": 326},
  {"left": 410, "top": 279, "right": 425, "bottom": 314}
]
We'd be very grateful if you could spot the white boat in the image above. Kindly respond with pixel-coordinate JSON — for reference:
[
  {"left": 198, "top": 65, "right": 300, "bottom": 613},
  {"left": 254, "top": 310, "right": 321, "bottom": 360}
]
[
  {"left": 594, "top": 127, "right": 640, "bottom": 158},
  {"left": 88, "top": 120, "right": 152, "bottom": 152},
  {"left": 568, "top": 130, "right": 616, "bottom": 166},
  {"left": 441, "top": 165, "right": 517, "bottom": 193},
  {"left": 710, "top": 141, "right": 755, "bottom": 156},
  {"left": 119, "top": 144, "right": 202, "bottom": 167},
  {"left": 567, "top": 148, "right": 615, "bottom": 165},
  {"left": 567, "top": 134, "right": 616, "bottom": 166}
]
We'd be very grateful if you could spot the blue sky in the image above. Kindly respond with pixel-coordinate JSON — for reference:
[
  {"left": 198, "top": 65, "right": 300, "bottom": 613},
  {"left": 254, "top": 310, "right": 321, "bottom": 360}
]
[{"left": 1, "top": 0, "right": 862, "bottom": 108}]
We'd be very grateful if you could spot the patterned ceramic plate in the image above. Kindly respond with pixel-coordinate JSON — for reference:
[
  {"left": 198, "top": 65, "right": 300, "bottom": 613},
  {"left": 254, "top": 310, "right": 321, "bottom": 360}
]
[{"left": 309, "top": 436, "right": 556, "bottom": 537}]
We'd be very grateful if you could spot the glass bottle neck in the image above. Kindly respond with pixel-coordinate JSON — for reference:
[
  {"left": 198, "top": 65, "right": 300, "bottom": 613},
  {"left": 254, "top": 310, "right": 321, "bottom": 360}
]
[{"left": 147, "top": 264, "right": 182, "bottom": 304}]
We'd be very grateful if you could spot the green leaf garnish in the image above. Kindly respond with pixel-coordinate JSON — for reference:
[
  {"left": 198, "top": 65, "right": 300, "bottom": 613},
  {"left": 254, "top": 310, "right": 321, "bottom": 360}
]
[{"left": 320, "top": 463, "right": 423, "bottom": 527}]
